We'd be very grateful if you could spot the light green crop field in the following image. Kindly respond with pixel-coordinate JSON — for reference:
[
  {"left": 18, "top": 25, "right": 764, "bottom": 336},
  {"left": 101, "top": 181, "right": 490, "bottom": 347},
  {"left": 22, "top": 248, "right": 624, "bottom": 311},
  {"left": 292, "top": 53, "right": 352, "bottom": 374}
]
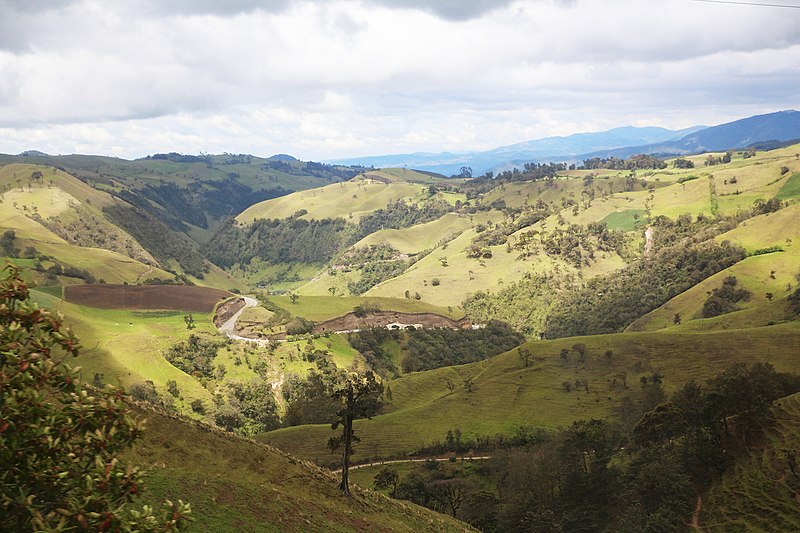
[
  {"left": 777, "top": 172, "right": 800, "bottom": 200},
  {"left": 268, "top": 294, "right": 462, "bottom": 321},
  {"left": 236, "top": 177, "right": 426, "bottom": 223},
  {"left": 260, "top": 322, "right": 800, "bottom": 463},
  {"left": 600, "top": 209, "right": 647, "bottom": 231},
  {"left": 29, "top": 289, "right": 218, "bottom": 411}
]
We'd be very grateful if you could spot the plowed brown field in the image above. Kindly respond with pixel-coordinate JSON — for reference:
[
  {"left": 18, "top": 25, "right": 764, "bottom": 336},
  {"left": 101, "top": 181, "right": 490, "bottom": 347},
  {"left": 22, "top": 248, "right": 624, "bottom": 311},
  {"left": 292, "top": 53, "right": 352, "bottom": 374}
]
[{"left": 64, "top": 285, "right": 231, "bottom": 313}]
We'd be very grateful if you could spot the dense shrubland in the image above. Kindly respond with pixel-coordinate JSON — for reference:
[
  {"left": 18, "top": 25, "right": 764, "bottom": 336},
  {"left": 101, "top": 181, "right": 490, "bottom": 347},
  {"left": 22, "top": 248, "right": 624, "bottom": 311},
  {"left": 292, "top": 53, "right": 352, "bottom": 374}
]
[
  {"left": 104, "top": 204, "right": 208, "bottom": 276},
  {"left": 347, "top": 321, "right": 524, "bottom": 376},
  {"left": 542, "top": 240, "right": 746, "bottom": 338}
]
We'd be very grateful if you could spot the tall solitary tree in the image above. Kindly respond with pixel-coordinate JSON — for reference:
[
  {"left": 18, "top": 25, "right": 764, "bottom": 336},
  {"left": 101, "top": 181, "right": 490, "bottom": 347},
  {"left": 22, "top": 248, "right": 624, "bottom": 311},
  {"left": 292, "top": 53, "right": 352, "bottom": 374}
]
[{"left": 327, "top": 371, "right": 383, "bottom": 495}]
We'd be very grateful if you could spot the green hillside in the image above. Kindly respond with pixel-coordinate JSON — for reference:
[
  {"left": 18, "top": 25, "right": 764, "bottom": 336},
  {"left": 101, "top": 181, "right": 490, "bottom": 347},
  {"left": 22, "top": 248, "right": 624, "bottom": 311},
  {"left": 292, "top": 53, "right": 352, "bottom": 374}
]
[
  {"left": 699, "top": 391, "right": 800, "bottom": 531},
  {"left": 237, "top": 176, "right": 427, "bottom": 223},
  {"left": 261, "top": 321, "right": 800, "bottom": 463},
  {"left": 125, "top": 403, "right": 474, "bottom": 532},
  {"left": 628, "top": 203, "right": 800, "bottom": 332}
]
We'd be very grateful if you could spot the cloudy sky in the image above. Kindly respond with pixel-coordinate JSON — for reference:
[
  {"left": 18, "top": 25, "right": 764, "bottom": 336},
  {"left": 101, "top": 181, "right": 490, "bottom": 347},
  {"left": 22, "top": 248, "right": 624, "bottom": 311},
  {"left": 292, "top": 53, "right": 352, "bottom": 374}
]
[{"left": 0, "top": 0, "right": 798, "bottom": 160}]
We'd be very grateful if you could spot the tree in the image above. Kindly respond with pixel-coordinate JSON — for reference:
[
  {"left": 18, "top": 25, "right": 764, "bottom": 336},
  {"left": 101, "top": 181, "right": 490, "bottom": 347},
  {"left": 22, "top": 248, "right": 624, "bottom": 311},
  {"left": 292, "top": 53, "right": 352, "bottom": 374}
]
[
  {"left": 519, "top": 346, "right": 533, "bottom": 367},
  {"left": 288, "top": 292, "right": 299, "bottom": 304},
  {"left": 328, "top": 371, "right": 383, "bottom": 495},
  {"left": 183, "top": 313, "right": 195, "bottom": 330},
  {"left": 373, "top": 467, "right": 399, "bottom": 496},
  {"left": 0, "top": 265, "right": 192, "bottom": 531}
]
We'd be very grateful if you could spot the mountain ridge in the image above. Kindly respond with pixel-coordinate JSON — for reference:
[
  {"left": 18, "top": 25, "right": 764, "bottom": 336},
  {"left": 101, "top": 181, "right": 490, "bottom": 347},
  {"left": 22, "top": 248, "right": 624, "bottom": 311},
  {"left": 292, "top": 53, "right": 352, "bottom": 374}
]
[{"left": 327, "top": 110, "right": 800, "bottom": 175}]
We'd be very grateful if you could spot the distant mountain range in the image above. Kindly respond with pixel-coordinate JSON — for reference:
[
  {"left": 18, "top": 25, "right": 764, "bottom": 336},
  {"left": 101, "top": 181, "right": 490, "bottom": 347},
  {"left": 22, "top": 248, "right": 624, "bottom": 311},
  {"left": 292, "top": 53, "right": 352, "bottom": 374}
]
[{"left": 328, "top": 110, "right": 800, "bottom": 176}]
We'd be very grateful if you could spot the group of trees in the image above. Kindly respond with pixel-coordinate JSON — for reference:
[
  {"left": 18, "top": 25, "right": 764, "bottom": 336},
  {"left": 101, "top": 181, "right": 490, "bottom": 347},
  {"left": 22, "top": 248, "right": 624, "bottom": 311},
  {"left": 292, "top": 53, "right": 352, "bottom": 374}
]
[
  {"left": 582, "top": 154, "right": 667, "bottom": 171},
  {"left": 381, "top": 363, "right": 800, "bottom": 532},
  {"left": 701, "top": 276, "right": 752, "bottom": 318},
  {"left": 163, "top": 334, "right": 226, "bottom": 379},
  {"left": 347, "top": 321, "right": 524, "bottom": 375},
  {"left": 542, "top": 239, "right": 746, "bottom": 338},
  {"left": 207, "top": 216, "right": 350, "bottom": 268},
  {"left": 104, "top": 204, "right": 208, "bottom": 277},
  {"left": 354, "top": 199, "right": 453, "bottom": 241}
]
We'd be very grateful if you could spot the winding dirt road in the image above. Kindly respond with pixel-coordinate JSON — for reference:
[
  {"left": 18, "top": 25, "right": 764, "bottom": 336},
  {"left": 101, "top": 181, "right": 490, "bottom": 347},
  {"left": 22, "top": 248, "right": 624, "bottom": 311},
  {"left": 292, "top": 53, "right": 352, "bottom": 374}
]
[{"left": 218, "top": 296, "right": 275, "bottom": 344}]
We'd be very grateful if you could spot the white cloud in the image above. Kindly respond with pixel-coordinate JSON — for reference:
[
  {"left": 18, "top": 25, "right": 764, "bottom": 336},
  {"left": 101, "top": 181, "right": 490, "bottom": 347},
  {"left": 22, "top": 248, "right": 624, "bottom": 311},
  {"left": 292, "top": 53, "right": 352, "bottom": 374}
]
[{"left": 0, "top": 0, "right": 798, "bottom": 159}]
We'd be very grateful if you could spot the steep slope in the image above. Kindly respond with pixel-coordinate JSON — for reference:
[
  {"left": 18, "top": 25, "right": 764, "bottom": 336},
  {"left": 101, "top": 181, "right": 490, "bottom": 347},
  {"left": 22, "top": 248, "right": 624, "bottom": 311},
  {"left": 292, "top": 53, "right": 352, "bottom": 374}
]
[
  {"left": 125, "top": 402, "right": 475, "bottom": 532},
  {"left": 0, "top": 163, "right": 175, "bottom": 284},
  {"left": 699, "top": 391, "right": 800, "bottom": 531},
  {"left": 628, "top": 202, "right": 800, "bottom": 332}
]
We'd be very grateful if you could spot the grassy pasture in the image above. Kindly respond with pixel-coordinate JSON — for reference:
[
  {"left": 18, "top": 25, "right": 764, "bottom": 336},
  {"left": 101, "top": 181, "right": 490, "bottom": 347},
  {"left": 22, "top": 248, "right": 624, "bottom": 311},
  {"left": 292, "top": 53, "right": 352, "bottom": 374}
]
[
  {"left": 599, "top": 209, "right": 647, "bottom": 231},
  {"left": 30, "top": 290, "right": 218, "bottom": 408},
  {"left": 777, "top": 172, "right": 800, "bottom": 200},
  {"left": 124, "top": 404, "right": 474, "bottom": 532},
  {"left": 355, "top": 213, "right": 473, "bottom": 255},
  {"left": 261, "top": 322, "right": 800, "bottom": 463},
  {"left": 236, "top": 178, "right": 426, "bottom": 224}
]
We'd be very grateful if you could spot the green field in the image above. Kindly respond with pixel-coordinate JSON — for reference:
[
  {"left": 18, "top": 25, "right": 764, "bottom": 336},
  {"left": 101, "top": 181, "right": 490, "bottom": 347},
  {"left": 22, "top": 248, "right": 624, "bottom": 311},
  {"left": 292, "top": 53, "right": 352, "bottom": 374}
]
[
  {"left": 261, "top": 322, "right": 800, "bottom": 464},
  {"left": 777, "top": 172, "right": 800, "bottom": 200}
]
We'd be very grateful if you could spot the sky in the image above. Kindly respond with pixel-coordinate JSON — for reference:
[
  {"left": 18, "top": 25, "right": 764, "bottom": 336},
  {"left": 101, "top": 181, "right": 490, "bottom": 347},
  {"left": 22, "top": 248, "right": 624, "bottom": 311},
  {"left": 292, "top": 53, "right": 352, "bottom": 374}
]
[{"left": 0, "top": 0, "right": 798, "bottom": 160}]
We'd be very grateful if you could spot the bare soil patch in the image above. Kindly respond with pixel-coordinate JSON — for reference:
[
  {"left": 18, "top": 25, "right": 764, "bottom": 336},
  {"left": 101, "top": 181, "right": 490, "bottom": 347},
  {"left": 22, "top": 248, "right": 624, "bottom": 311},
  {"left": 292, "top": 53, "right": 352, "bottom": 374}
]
[
  {"left": 214, "top": 297, "right": 246, "bottom": 327},
  {"left": 65, "top": 284, "right": 231, "bottom": 313},
  {"left": 314, "top": 311, "right": 471, "bottom": 333}
]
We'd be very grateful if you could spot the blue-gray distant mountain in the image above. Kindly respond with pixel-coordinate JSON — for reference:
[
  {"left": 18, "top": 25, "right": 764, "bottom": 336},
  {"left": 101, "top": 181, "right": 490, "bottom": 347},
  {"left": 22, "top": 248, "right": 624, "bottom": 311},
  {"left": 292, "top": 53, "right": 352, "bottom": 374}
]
[
  {"left": 328, "top": 125, "right": 703, "bottom": 176},
  {"left": 581, "top": 110, "right": 800, "bottom": 161}
]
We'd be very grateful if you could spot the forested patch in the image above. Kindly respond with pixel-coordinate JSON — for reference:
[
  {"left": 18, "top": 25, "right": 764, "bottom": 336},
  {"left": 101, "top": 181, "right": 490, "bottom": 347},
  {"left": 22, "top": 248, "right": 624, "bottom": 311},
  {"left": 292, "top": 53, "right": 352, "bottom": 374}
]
[
  {"left": 702, "top": 276, "right": 752, "bottom": 318},
  {"left": 542, "top": 240, "right": 747, "bottom": 338},
  {"left": 462, "top": 273, "right": 563, "bottom": 338},
  {"left": 347, "top": 260, "right": 409, "bottom": 295},
  {"left": 206, "top": 216, "right": 351, "bottom": 268},
  {"left": 215, "top": 379, "right": 281, "bottom": 436},
  {"left": 582, "top": 153, "right": 668, "bottom": 170},
  {"left": 103, "top": 204, "right": 208, "bottom": 276},
  {"left": 347, "top": 321, "right": 525, "bottom": 375},
  {"left": 163, "top": 334, "right": 226, "bottom": 379},
  {"left": 353, "top": 199, "right": 454, "bottom": 241}
]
